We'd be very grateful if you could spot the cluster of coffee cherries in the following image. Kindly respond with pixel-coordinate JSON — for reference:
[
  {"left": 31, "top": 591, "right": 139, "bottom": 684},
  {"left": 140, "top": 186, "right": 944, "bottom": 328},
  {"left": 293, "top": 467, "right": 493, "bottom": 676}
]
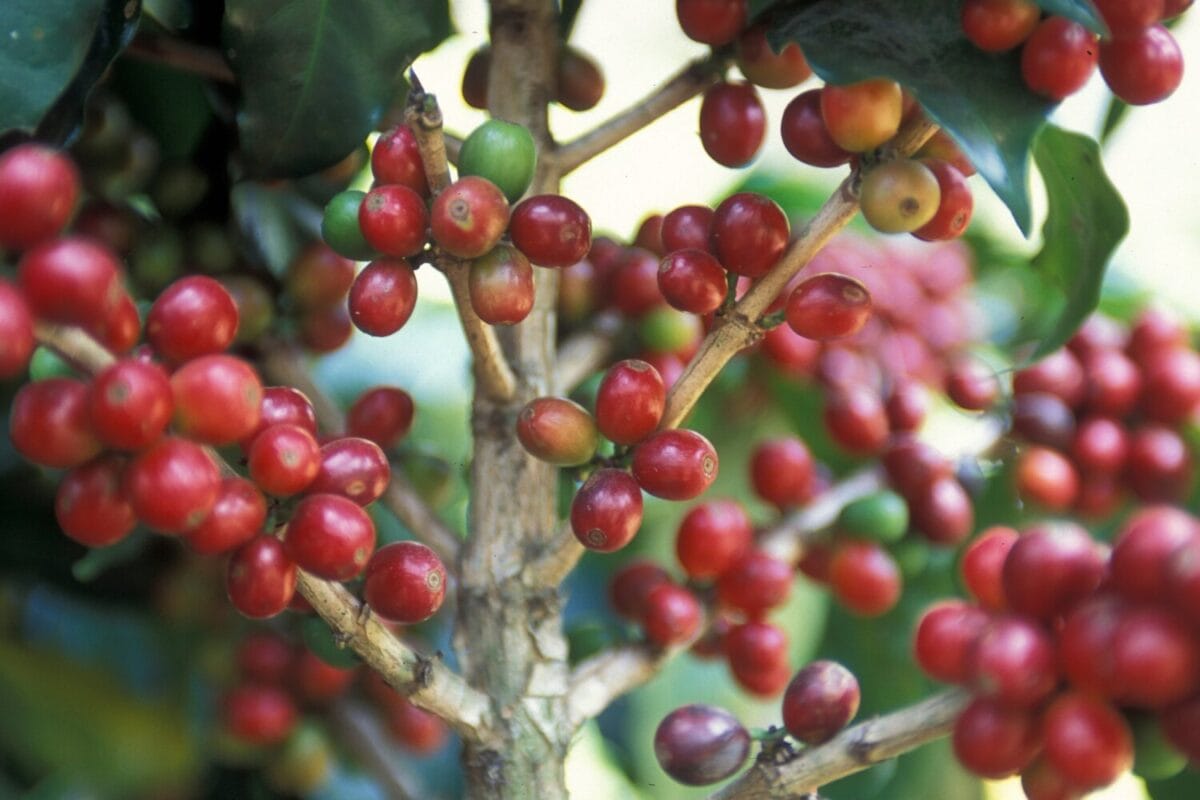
[
  {"left": 0, "top": 143, "right": 450, "bottom": 634},
  {"left": 652, "top": 659, "right": 861, "bottom": 786},
  {"left": 462, "top": 44, "right": 605, "bottom": 114},
  {"left": 962, "top": 0, "right": 1189, "bottom": 105},
  {"left": 916, "top": 508, "right": 1200, "bottom": 795},
  {"left": 322, "top": 118, "right": 591, "bottom": 334}
]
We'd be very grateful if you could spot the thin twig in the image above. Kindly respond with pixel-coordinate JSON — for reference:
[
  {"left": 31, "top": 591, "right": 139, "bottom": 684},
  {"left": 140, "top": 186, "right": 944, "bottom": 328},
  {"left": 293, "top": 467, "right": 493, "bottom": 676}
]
[
  {"left": 708, "top": 690, "right": 969, "bottom": 799},
  {"left": 123, "top": 31, "right": 236, "bottom": 84},
  {"left": 330, "top": 702, "right": 427, "bottom": 800},
  {"left": 553, "top": 313, "right": 622, "bottom": 393},
  {"left": 566, "top": 643, "right": 674, "bottom": 730},
  {"left": 555, "top": 56, "right": 726, "bottom": 174},
  {"left": 659, "top": 119, "right": 939, "bottom": 430},
  {"left": 258, "top": 345, "right": 463, "bottom": 565},
  {"left": 32, "top": 323, "right": 492, "bottom": 742}
]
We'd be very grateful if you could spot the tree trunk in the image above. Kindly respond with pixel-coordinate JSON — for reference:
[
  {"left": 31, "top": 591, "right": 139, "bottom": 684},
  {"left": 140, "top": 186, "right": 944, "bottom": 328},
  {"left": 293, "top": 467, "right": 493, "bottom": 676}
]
[{"left": 455, "top": 1, "right": 571, "bottom": 797}]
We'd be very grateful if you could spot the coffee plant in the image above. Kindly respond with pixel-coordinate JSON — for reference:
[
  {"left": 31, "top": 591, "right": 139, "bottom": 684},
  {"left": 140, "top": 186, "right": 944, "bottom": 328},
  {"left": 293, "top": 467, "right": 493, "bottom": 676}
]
[{"left": 1, "top": 0, "right": 1198, "bottom": 798}]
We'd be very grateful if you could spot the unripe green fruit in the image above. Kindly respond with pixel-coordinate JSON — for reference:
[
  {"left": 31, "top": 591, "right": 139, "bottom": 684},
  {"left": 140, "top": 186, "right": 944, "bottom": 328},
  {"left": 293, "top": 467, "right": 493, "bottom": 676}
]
[
  {"left": 457, "top": 120, "right": 537, "bottom": 203},
  {"left": 837, "top": 489, "right": 909, "bottom": 543},
  {"left": 638, "top": 306, "right": 703, "bottom": 355},
  {"left": 322, "top": 189, "right": 379, "bottom": 260},
  {"left": 859, "top": 159, "right": 941, "bottom": 234}
]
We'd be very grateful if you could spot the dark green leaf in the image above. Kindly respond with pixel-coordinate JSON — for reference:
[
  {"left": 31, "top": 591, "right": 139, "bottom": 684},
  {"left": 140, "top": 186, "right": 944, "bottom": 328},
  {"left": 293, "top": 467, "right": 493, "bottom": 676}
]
[
  {"left": 559, "top": 0, "right": 585, "bottom": 40},
  {"left": 1027, "top": 125, "right": 1128, "bottom": 357},
  {"left": 223, "top": 0, "right": 450, "bottom": 178},
  {"left": 767, "top": 0, "right": 1055, "bottom": 234},
  {"left": 1145, "top": 770, "right": 1200, "bottom": 800},
  {"left": 72, "top": 531, "right": 151, "bottom": 582},
  {"left": 1035, "top": 0, "right": 1107, "bottom": 33},
  {"left": 1100, "top": 95, "right": 1130, "bottom": 144},
  {"left": 143, "top": 0, "right": 191, "bottom": 30},
  {"left": 114, "top": 61, "right": 213, "bottom": 159}
]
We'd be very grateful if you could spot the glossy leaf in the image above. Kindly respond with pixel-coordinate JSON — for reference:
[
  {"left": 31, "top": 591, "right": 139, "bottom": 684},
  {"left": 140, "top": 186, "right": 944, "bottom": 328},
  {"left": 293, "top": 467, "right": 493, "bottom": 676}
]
[
  {"left": 223, "top": 0, "right": 450, "bottom": 178},
  {"left": 766, "top": 0, "right": 1054, "bottom": 234},
  {"left": 1036, "top": 0, "right": 1107, "bottom": 33},
  {"left": 1146, "top": 772, "right": 1200, "bottom": 800}
]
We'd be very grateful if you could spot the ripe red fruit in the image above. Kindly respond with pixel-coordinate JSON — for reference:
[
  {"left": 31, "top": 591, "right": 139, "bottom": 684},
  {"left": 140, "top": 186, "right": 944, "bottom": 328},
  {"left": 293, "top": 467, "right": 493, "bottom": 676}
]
[
  {"left": 953, "top": 696, "right": 1042, "bottom": 779},
  {"left": 643, "top": 582, "right": 702, "bottom": 647},
  {"left": 883, "top": 434, "right": 955, "bottom": 497},
  {"left": 913, "top": 159, "right": 974, "bottom": 241},
  {"left": 124, "top": 436, "right": 221, "bottom": 533},
  {"left": 913, "top": 600, "right": 989, "bottom": 684},
  {"left": 236, "top": 633, "right": 293, "bottom": 684},
  {"left": 516, "top": 396, "right": 599, "bottom": 466},
  {"left": 227, "top": 536, "right": 298, "bottom": 618},
  {"left": 556, "top": 47, "right": 605, "bottom": 111},
  {"left": 1139, "top": 346, "right": 1200, "bottom": 424},
  {"left": 1126, "top": 424, "right": 1193, "bottom": 503},
  {"left": 184, "top": 477, "right": 267, "bottom": 555},
  {"left": 385, "top": 695, "right": 448, "bottom": 753},
  {"left": 88, "top": 358, "right": 173, "bottom": 451},
  {"left": 308, "top": 437, "right": 390, "bottom": 507},
  {"left": 1059, "top": 594, "right": 1123, "bottom": 697},
  {"left": 786, "top": 272, "right": 872, "bottom": 340},
  {"left": 657, "top": 249, "right": 727, "bottom": 314},
  {"left": 248, "top": 424, "right": 322, "bottom": 496},
  {"left": 608, "top": 248, "right": 666, "bottom": 316},
  {"left": 347, "top": 386, "right": 414, "bottom": 449},
  {"left": 363, "top": 541, "right": 447, "bottom": 623},
  {"left": 710, "top": 193, "right": 789, "bottom": 278},
  {"left": 661, "top": 205, "right": 714, "bottom": 253},
  {"left": 1043, "top": 693, "right": 1133, "bottom": 790},
  {"left": 675, "top": 499, "right": 752, "bottom": 579},
  {"left": 1111, "top": 604, "right": 1200, "bottom": 708},
  {"left": 885, "top": 380, "right": 929, "bottom": 433},
  {"left": 1012, "top": 392, "right": 1077, "bottom": 451},
  {"left": 88, "top": 290, "right": 140, "bottom": 352},
  {"left": 634, "top": 214, "right": 664, "bottom": 255},
  {"left": 171, "top": 355, "right": 263, "bottom": 446},
  {"left": 654, "top": 704, "right": 750, "bottom": 787},
  {"left": 430, "top": 176, "right": 510, "bottom": 258},
  {"left": 716, "top": 550, "right": 793, "bottom": 615},
  {"left": 55, "top": 455, "right": 137, "bottom": 547},
  {"left": 1021, "top": 17, "right": 1099, "bottom": 101},
  {"left": 222, "top": 684, "right": 297, "bottom": 744},
  {"left": 595, "top": 359, "right": 666, "bottom": 446},
  {"left": 1110, "top": 506, "right": 1198, "bottom": 603},
  {"left": 736, "top": 25, "right": 811, "bottom": 89},
  {"left": 1100, "top": 25, "right": 1183, "bottom": 105},
  {"left": 820, "top": 79, "right": 903, "bottom": 153},
  {"left": 675, "top": 0, "right": 747, "bottom": 46},
  {"left": 298, "top": 304, "right": 353, "bottom": 353},
  {"left": 293, "top": 649, "right": 356, "bottom": 704},
  {"left": 829, "top": 541, "right": 901, "bottom": 616},
  {"left": 609, "top": 560, "right": 671, "bottom": 620},
  {"left": 631, "top": 429, "right": 719, "bottom": 500},
  {"left": 0, "top": 144, "right": 79, "bottom": 249},
  {"left": 1092, "top": 0, "right": 1164, "bottom": 31},
  {"left": 1081, "top": 348, "right": 1140, "bottom": 416},
  {"left": 781, "top": 89, "right": 852, "bottom": 168},
  {"left": 145, "top": 275, "right": 239, "bottom": 363},
  {"left": 698, "top": 82, "right": 766, "bottom": 168},
  {"left": 749, "top": 437, "right": 816, "bottom": 509},
  {"left": 509, "top": 194, "right": 592, "bottom": 267},
  {"left": 782, "top": 660, "right": 861, "bottom": 744},
  {"left": 358, "top": 184, "right": 428, "bottom": 257},
  {"left": 968, "top": 615, "right": 1058, "bottom": 707},
  {"left": 1168, "top": 538, "right": 1200, "bottom": 626},
  {"left": 469, "top": 244, "right": 534, "bottom": 325},
  {"left": 725, "top": 619, "right": 788, "bottom": 673},
  {"left": 761, "top": 323, "right": 821, "bottom": 375},
  {"left": 18, "top": 237, "right": 123, "bottom": 329},
  {"left": 570, "top": 468, "right": 644, "bottom": 552},
  {"left": 9, "top": 378, "right": 101, "bottom": 469},
  {"left": 241, "top": 386, "right": 318, "bottom": 451},
  {"left": 1015, "top": 348, "right": 1086, "bottom": 407},
  {"left": 1070, "top": 416, "right": 1128, "bottom": 474},
  {"left": 960, "top": 526, "right": 1018, "bottom": 611},
  {"left": 348, "top": 257, "right": 418, "bottom": 336},
  {"left": 284, "top": 493, "right": 376, "bottom": 581},
  {"left": 1015, "top": 446, "right": 1080, "bottom": 511},
  {"left": 1161, "top": 695, "right": 1200, "bottom": 761},
  {"left": 286, "top": 243, "right": 356, "bottom": 310},
  {"left": 824, "top": 386, "right": 889, "bottom": 455},
  {"left": 0, "top": 281, "right": 34, "bottom": 378},
  {"left": 960, "top": 0, "right": 1041, "bottom": 52},
  {"left": 371, "top": 124, "right": 429, "bottom": 195},
  {"left": 1002, "top": 522, "right": 1106, "bottom": 620}
]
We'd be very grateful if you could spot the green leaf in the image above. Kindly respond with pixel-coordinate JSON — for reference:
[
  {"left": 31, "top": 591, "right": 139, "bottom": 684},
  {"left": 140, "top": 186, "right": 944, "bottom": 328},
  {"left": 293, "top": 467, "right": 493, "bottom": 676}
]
[
  {"left": 1035, "top": 0, "right": 1107, "bottom": 33},
  {"left": 1146, "top": 771, "right": 1200, "bottom": 800},
  {"left": 223, "top": 0, "right": 450, "bottom": 178},
  {"left": 143, "top": 0, "right": 191, "bottom": 30},
  {"left": 1100, "top": 95, "right": 1130, "bottom": 144},
  {"left": 1, "top": 0, "right": 140, "bottom": 143},
  {"left": 766, "top": 0, "right": 1055, "bottom": 234},
  {"left": 1026, "top": 125, "right": 1128, "bottom": 358}
]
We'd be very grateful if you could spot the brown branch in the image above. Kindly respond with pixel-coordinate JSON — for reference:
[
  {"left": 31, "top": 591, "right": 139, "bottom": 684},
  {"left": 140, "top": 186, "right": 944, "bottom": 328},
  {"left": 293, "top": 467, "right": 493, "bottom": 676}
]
[
  {"left": 708, "top": 689, "right": 969, "bottom": 799},
  {"left": 404, "top": 93, "right": 518, "bottom": 402},
  {"left": 554, "top": 56, "right": 726, "bottom": 174},
  {"left": 123, "top": 31, "right": 236, "bottom": 84},
  {"left": 32, "top": 323, "right": 492, "bottom": 741},
  {"left": 566, "top": 643, "right": 674, "bottom": 730},
  {"left": 659, "top": 118, "right": 940, "bottom": 431},
  {"left": 523, "top": 522, "right": 584, "bottom": 587},
  {"left": 553, "top": 313, "right": 621, "bottom": 393},
  {"left": 259, "top": 345, "right": 463, "bottom": 566},
  {"left": 330, "top": 702, "right": 427, "bottom": 800}
]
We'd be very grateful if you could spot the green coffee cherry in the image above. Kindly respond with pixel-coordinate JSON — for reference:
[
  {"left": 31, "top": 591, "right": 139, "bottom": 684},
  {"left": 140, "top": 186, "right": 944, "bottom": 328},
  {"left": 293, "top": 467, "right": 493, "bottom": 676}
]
[
  {"left": 322, "top": 189, "right": 378, "bottom": 261},
  {"left": 837, "top": 489, "right": 909, "bottom": 543},
  {"left": 458, "top": 119, "right": 537, "bottom": 203}
]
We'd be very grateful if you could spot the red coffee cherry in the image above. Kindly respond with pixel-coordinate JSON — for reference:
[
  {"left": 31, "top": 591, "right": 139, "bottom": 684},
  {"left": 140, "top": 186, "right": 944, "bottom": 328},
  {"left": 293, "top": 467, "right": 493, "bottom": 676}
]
[
  {"left": 124, "top": 436, "right": 221, "bottom": 534},
  {"left": 1100, "top": 24, "right": 1183, "bottom": 105},
  {"left": 609, "top": 248, "right": 666, "bottom": 316},
  {"left": 509, "top": 194, "right": 592, "bottom": 267},
  {"left": 363, "top": 541, "right": 447, "bottom": 623},
  {"left": 236, "top": 632, "right": 293, "bottom": 684},
  {"left": 595, "top": 359, "right": 666, "bottom": 446},
  {"left": 913, "top": 159, "right": 974, "bottom": 241},
  {"left": 736, "top": 24, "right": 811, "bottom": 89},
  {"left": 184, "top": 477, "right": 267, "bottom": 555},
  {"left": 698, "top": 81, "right": 767, "bottom": 168},
  {"left": 820, "top": 79, "right": 903, "bottom": 153},
  {"left": 286, "top": 242, "right": 356, "bottom": 310},
  {"left": 634, "top": 214, "right": 665, "bottom": 255},
  {"left": 1070, "top": 416, "right": 1128, "bottom": 474},
  {"left": 1110, "top": 506, "right": 1199, "bottom": 603},
  {"left": 1021, "top": 17, "right": 1100, "bottom": 101},
  {"left": 284, "top": 493, "right": 376, "bottom": 581},
  {"left": 248, "top": 423, "right": 322, "bottom": 497},
  {"left": 643, "top": 582, "right": 702, "bottom": 647},
  {"left": 675, "top": 0, "right": 747, "bottom": 46},
  {"left": 952, "top": 696, "right": 1042, "bottom": 779},
  {"left": 1161, "top": 695, "right": 1200, "bottom": 761},
  {"left": 829, "top": 540, "right": 902, "bottom": 616},
  {"left": 298, "top": 304, "right": 353, "bottom": 353},
  {"left": 1015, "top": 348, "right": 1087, "bottom": 407},
  {"left": 171, "top": 354, "right": 263, "bottom": 446},
  {"left": 1110, "top": 604, "right": 1200, "bottom": 709},
  {"left": 661, "top": 204, "right": 714, "bottom": 253},
  {"left": 469, "top": 244, "right": 534, "bottom": 325},
  {"left": 1002, "top": 522, "right": 1106, "bottom": 620},
  {"left": 227, "top": 536, "right": 298, "bottom": 619},
  {"left": 430, "top": 176, "right": 510, "bottom": 259},
  {"left": 347, "top": 386, "right": 414, "bottom": 450},
  {"left": 516, "top": 396, "right": 599, "bottom": 466},
  {"left": 371, "top": 124, "right": 429, "bottom": 196},
  {"left": 782, "top": 660, "right": 861, "bottom": 744},
  {"left": 749, "top": 437, "right": 816, "bottom": 509},
  {"left": 653, "top": 704, "right": 750, "bottom": 787},
  {"left": 786, "top": 272, "right": 872, "bottom": 341},
  {"left": 1081, "top": 348, "right": 1140, "bottom": 416},
  {"left": 349, "top": 257, "right": 418, "bottom": 337},
  {"left": 308, "top": 437, "right": 391, "bottom": 507},
  {"left": 1139, "top": 346, "right": 1200, "bottom": 425},
  {"left": 55, "top": 455, "right": 137, "bottom": 547},
  {"left": 609, "top": 560, "right": 671, "bottom": 620},
  {"left": 658, "top": 249, "right": 727, "bottom": 315},
  {"left": 145, "top": 275, "right": 239, "bottom": 364},
  {"left": 461, "top": 47, "right": 490, "bottom": 109},
  {"left": 824, "top": 386, "right": 889, "bottom": 455},
  {"left": 88, "top": 358, "right": 173, "bottom": 451},
  {"left": 631, "top": 429, "right": 719, "bottom": 501},
  {"left": 1092, "top": 0, "right": 1165, "bottom": 32},
  {"left": 0, "top": 144, "right": 79, "bottom": 249},
  {"left": 241, "top": 386, "right": 319, "bottom": 451},
  {"left": 761, "top": 323, "right": 821, "bottom": 376},
  {"left": 0, "top": 281, "right": 34, "bottom": 378},
  {"left": 676, "top": 499, "right": 752, "bottom": 580},
  {"left": 222, "top": 684, "right": 298, "bottom": 744},
  {"left": 781, "top": 89, "right": 852, "bottom": 168},
  {"left": 968, "top": 615, "right": 1058, "bottom": 707},
  {"left": 716, "top": 550, "right": 793, "bottom": 615},
  {"left": 885, "top": 380, "right": 929, "bottom": 433},
  {"left": 710, "top": 193, "right": 789, "bottom": 278},
  {"left": 570, "top": 468, "right": 644, "bottom": 552},
  {"left": 1043, "top": 693, "right": 1133, "bottom": 791},
  {"left": 358, "top": 184, "right": 428, "bottom": 257},
  {"left": 916, "top": 129, "right": 978, "bottom": 177},
  {"left": 9, "top": 378, "right": 101, "bottom": 469},
  {"left": 1015, "top": 445, "right": 1080, "bottom": 511},
  {"left": 1126, "top": 424, "right": 1193, "bottom": 503},
  {"left": 725, "top": 619, "right": 788, "bottom": 675},
  {"left": 293, "top": 649, "right": 357, "bottom": 705},
  {"left": 1012, "top": 392, "right": 1077, "bottom": 451},
  {"left": 913, "top": 600, "right": 989, "bottom": 684},
  {"left": 556, "top": 47, "right": 605, "bottom": 112},
  {"left": 883, "top": 434, "right": 955, "bottom": 498},
  {"left": 961, "top": 0, "right": 1040, "bottom": 52},
  {"left": 18, "top": 237, "right": 123, "bottom": 329},
  {"left": 961, "top": 526, "right": 1018, "bottom": 611},
  {"left": 1168, "top": 537, "right": 1200, "bottom": 626},
  {"left": 1059, "top": 594, "right": 1124, "bottom": 697}
]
